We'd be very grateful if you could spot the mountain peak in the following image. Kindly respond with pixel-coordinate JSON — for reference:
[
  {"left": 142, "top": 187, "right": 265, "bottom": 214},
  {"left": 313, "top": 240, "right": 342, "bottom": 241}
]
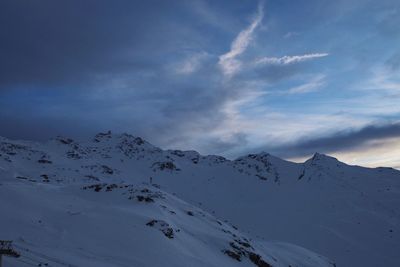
[
  {"left": 93, "top": 130, "right": 113, "bottom": 142},
  {"left": 92, "top": 132, "right": 152, "bottom": 146},
  {"left": 310, "top": 152, "right": 339, "bottom": 162}
]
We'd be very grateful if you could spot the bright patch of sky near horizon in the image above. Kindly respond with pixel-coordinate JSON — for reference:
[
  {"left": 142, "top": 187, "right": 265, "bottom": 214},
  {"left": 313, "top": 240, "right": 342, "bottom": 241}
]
[{"left": 0, "top": 0, "right": 399, "bottom": 168}]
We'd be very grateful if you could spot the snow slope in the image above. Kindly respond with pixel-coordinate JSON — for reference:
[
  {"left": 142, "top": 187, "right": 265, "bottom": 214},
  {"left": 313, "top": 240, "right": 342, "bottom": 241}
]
[
  {"left": 0, "top": 174, "right": 332, "bottom": 267},
  {"left": 1, "top": 132, "right": 399, "bottom": 266}
]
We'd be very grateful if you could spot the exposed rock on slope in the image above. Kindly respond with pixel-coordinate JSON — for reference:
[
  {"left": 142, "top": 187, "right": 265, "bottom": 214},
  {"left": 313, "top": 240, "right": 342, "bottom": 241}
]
[{"left": 1, "top": 132, "right": 399, "bottom": 267}]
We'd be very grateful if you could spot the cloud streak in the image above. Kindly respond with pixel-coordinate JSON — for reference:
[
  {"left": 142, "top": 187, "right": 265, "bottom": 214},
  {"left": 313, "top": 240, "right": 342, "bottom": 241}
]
[
  {"left": 255, "top": 53, "right": 329, "bottom": 65},
  {"left": 218, "top": 3, "right": 264, "bottom": 77},
  {"left": 286, "top": 74, "right": 326, "bottom": 94}
]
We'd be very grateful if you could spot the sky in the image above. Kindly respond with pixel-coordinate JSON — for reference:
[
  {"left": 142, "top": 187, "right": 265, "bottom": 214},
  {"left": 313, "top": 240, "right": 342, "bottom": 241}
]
[{"left": 0, "top": 0, "right": 399, "bottom": 168}]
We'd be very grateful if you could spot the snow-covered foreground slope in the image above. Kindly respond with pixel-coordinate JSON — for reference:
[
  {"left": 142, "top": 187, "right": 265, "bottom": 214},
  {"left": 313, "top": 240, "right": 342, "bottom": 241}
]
[
  {"left": 0, "top": 175, "right": 332, "bottom": 267},
  {"left": 1, "top": 132, "right": 399, "bottom": 266}
]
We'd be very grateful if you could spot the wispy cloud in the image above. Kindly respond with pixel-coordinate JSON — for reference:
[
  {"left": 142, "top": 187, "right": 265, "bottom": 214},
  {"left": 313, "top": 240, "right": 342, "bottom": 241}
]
[
  {"left": 174, "top": 52, "right": 209, "bottom": 75},
  {"left": 361, "top": 67, "right": 400, "bottom": 94},
  {"left": 218, "top": 3, "right": 264, "bottom": 77},
  {"left": 255, "top": 53, "right": 329, "bottom": 65},
  {"left": 286, "top": 74, "right": 326, "bottom": 94},
  {"left": 283, "top": 31, "right": 300, "bottom": 39}
]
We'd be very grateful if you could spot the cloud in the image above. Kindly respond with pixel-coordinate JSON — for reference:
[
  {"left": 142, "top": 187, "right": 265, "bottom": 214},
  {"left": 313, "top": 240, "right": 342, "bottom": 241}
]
[
  {"left": 283, "top": 31, "right": 300, "bottom": 39},
  {"left": 0, "top": 0, "right": 199, "bottom": 90},
  {"left": 174, "top": 52, "right": 210, "bottom": 75},
  {"left": 185, "top": 0, "right": 238, "bottom": 32},
  {"left": 0, "top": 0, "right": 264, "bottom": 151},
  {"left": 364, "top": 67, "right": 400, "bottom": 94},
  {"left": 0, "top": 114, "right": 95, "bottom": 141},
  {"left": 286, "top": 74, "right": 326, "bottom": 94},
  {"left": 199, "top": 132, "right": 249, "bottom": 154},
  {"left": 259, "top": 122, "right": 400, "bottom": 159},
  {"left": 1, "top": 0, "right": 397, "bottom": 170},
  {"left": 218, "top": 2, "right": 264, "bottom": 77},
  {"left": 255, "top": 53, "right": 329, "bottom": 65}
]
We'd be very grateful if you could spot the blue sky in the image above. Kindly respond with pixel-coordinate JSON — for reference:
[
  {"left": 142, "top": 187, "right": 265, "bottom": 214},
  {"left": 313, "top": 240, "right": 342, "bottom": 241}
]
[{"left": 0, "top": 0, "right": 399, "bottom": 168}]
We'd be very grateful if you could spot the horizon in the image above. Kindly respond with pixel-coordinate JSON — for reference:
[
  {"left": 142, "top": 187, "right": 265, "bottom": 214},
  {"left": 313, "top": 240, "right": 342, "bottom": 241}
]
[
  {"left": 0, "top": 0, "right": 399, "bottom": 169},
  {"left": 1, "top": 130, "right": 399, "bottom": 170}
]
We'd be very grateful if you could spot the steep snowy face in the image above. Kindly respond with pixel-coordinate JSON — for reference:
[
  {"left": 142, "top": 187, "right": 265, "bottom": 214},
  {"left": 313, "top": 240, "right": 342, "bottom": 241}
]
[
  {"left": 305, "top": 152, "right": 342, "bottom": 169},
  {"left": 296, "top": 153, "right": 345, "bottom": 181},
  {"left": 1, "top": 132, "right": 400, "bottom": 267},
  {"left": 233, "top": 152, "right": 302, "bottom": 183}
]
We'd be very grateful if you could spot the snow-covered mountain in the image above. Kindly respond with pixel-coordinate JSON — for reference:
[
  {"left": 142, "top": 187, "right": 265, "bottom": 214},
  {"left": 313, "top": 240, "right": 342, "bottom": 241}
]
[{"left": 1, "top": 132, "right": 399, "bottom": 267}]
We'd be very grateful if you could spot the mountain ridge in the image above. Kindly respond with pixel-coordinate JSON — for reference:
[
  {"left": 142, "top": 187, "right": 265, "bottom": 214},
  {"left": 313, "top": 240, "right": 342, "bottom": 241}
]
[
  {"left": 2, "top": 131, "right": 397, "bottom": 171},
  {"left": 1, "top": 132, "right": 400, "bottom": 267}
]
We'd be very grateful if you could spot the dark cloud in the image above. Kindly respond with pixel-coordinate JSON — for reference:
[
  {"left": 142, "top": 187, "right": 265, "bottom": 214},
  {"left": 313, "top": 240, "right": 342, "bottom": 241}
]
[
  {"left": 0, "top": 115, "right": 96, "bottom": 141},
  {"left": 0, "top": 0, "right": 214, "bottom": 89},
  {"left": 0, "top": 0, "right": 259, "bottom": 151},
  {"left": 202, "top": 133, "right": 248, "bottom": 154},
  {"left": 0, "top": 0, "right": 239, "bottom": 145},
  {"left": 257, "top": 123, "right": 400, "bottom": 158}
]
